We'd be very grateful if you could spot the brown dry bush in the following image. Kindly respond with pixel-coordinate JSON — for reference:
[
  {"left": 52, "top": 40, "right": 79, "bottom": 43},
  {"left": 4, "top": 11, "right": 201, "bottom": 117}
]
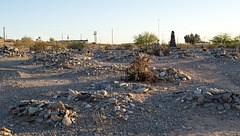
[{"left": 125, "top": 54, "right": 156, "bottom": 82}]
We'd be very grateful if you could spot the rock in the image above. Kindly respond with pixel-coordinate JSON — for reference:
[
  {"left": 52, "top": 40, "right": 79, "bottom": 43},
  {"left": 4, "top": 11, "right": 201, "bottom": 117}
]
[
  {"left": 203, "top": 103, "right": 215, "bottom": 108},
  {"left": 232, "top": 96, "right": 240, "bottom": 104},
  {"left": 128, "top": 93, "right": 134, "bottom": 98},
  {"left": 51, "top": 101, "right": 65, "bottom": 110},
  {"left": 108, "top": 98, "right": 117, "bottom": 104},
  {"left": 235, "top": 105, "right": 240, "bottom": 110},
  {"left": 186, "top": 95, "right": 194, "bottom": 101},
  {"left": 105, "top": 84, "right": 113, "bottom": 91},
  {"left": 1, "top": 126, "right": 11, "bottom": 133},
  {"left": 119, "top": 83, "right": 128, "bottom": 88},
  {"left": 28, "top": 107, "right": 39, "bottom": 116},
  {"left": 99, "top": 90, "right": 108, "bottom": 96},
  {"left": 62, "top": 117, "right": 72, "bottom": 127},
  {"left": 36, "top": 117, "right": 44, "bottom": 123},
  {"left": 51, "top": 115, "right": 62, "bottom": 122},
  {"left": 102, "top": 115, "right": 107, "bottom": 120},
  {"left": 222, "top": 93, "right": 232, "bottom": 102},
  {"left": 217, "top": 105, "right": 224, "bottom": 111},
  {"left": 160, "top": 72, "right": 166, "bottom": 77},
  {"left": 128, "top": 111, "right": 134, "bottom": 114},
  {"left": 96, "top": 94, "right": 105, "bottom": 99},
  {"left": 126, "top": 85, "right": 133, "bottom": 91},
  {"left": 203, "top": 92, "right": 214, "bottom": 99},
  {"left": 67, "top": 89, "right": 78, "bottom": 101},
  {"left": 51, "top": 110, "right": 60, "bottom": 116},
  {"left": 11, "top": 109, "right": 20, "bottom": 115},
  {"left": 86, "top": 104, "right": 91, "bottom": 108},
  {"left": 223, "top": 103, "right": 231, "bottom": 110},
  {"left": 194, "top": 89, "right": 202, "bottom": 96},
  {"left": 210, "top": 88, "right": 225, "bottom": 95},
  {"left": 197, "top": 95, "right": 205, "bottom": 103},
  {"left": 114, "top": 106, "right": 121, "bottom": 111},
  {"left": 133, "top": 88, "right": 149, "bottom": 93},
  {"left": 64, "top": 110, "right": 70, "bottom": 117},
  {"left": 8, "top": 106, "right": 15, "bottom": 112}
]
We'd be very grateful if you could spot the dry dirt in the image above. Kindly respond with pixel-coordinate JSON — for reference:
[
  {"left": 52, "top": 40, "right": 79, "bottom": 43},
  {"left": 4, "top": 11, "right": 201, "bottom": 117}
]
[{"left": 0, "top": 49, "right": 240, "bottom": 136}]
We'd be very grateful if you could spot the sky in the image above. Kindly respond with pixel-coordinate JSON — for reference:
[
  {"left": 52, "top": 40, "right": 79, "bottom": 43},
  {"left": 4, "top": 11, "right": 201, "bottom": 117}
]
[{"left": 1, "top": 0, "right": 240, "bottom": 44}]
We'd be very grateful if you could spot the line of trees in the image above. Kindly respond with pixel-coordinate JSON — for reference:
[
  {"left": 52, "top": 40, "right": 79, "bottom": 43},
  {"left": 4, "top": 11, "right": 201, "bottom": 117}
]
[{"left": 184, "top": 33, "right": 201, "bottom": 45}]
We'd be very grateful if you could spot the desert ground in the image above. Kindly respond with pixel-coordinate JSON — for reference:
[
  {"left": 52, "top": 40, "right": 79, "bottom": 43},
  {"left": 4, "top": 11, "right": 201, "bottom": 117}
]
[{"left": 0, "top": 45, "right": 240, "bottom": 136}]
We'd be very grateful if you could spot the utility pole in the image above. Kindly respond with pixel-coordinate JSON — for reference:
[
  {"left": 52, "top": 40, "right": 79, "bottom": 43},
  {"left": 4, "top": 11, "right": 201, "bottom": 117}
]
[
  {"left": 112, "top": 28, "right": 113, "bottom": 45},
  {"left": 3, "top": 27, "right": 6, "bottom": 42},
  {"left": 67, "top": 35, "right": 69, "bottom": 41},
  {"left": 158, "top": 19, "right": 160, "bottom": 43}
]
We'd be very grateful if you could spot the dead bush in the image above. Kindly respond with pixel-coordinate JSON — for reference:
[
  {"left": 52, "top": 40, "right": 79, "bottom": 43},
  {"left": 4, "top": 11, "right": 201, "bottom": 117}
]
[{"left": 125, "top": 54, "right": 156, "bottom": 82}]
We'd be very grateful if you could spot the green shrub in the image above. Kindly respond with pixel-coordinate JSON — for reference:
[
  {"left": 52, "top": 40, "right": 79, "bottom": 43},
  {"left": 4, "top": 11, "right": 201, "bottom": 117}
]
[
  {"left": 67, "top": 42, "right": 86, "bottom": 49},
  {"left": 15, "top": 37, "right": 34, "bottom": 48},
  {"left": 122, "top": 44, "right": 134, "bottom": 50},
  {"left": 33, "top": 41, "right": 48, "bottom": 50}
]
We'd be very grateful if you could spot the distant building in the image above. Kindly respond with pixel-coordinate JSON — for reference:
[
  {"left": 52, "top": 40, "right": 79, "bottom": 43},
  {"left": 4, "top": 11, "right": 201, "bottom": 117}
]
[
  {"left": 58, "top": 40, "right": 88, "bottom": 44},
  {"left": 196, "top": 41, "right": 210, "bottom": 45}
]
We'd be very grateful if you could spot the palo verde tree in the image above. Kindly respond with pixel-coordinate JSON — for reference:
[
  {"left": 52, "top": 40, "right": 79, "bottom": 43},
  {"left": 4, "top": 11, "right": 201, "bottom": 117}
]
[
  {"left": 184, "top": 33, "right": 201, "bottom": 45},
  {"left": 210, "top": 33, "right": 232, "bottom": 45},
  {"left": 134, "top": 32, "right": 159, "bottom": 46}
]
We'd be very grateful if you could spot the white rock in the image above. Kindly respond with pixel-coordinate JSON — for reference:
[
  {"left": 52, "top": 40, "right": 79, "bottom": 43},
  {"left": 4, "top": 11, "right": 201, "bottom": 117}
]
[
  {"left": 194, "top": 89, "right": 202, "bottom": 96},
  {"left": 160, "top": 72, "right": 166, "bottom": 77},
  {"left": 133, "top": 88, "right": 149, "bottom": 93},
  {"left": 86, "top": 104, "right": 91, "bottom": 108}
]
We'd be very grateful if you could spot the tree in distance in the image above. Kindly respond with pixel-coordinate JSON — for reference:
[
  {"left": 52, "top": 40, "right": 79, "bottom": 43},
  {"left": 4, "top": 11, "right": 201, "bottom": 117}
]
[
  {"left": 184, "top": 33, "right": 201, "bottom": 45},
  {"left": 49, "top": 37, "right": 55, "bottom": 42},
  {"left": 134, "top": 32, "right": 159, "bottom": 45},
  {"left": 210, "top": 33, "right": 232, "bottom": 45},
  {"left": 15, "top": 37, "right": 34, "bottom": 47}
]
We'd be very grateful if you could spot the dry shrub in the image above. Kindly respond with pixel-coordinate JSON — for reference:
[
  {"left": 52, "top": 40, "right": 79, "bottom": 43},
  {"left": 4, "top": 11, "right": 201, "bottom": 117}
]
[
  {"left": 33, "top": 41, "right": 48, "bottom": 50},
  {"left": 125, "top": 54, "right": 156, "bottom": 82}
]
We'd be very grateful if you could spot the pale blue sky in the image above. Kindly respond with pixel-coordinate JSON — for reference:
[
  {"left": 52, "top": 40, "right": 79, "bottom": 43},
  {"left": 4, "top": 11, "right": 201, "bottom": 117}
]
[{"left": 1, "top": 0, "right": 240, "bottom": 44}]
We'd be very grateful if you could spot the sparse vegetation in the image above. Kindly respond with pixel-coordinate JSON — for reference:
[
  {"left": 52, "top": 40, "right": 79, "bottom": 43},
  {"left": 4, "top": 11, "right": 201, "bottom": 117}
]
[
  {"left": 67, "top": 42, "right": 86, "bottom": 49},
  {"left": 33, "top": 41, "right": 48, "bottom": 50},
  {"left": 125, "top": 54, "right": 156, "bottom": 82},
  {"left": 15, "top": 37, "right": 34, "bottom": 48}
]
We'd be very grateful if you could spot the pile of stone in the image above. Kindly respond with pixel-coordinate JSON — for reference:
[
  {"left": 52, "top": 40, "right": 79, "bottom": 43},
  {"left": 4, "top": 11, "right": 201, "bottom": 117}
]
[
  {"left": 25, "top": 52, "right": 99, "bottom": 70},
  {"left": 94, "top": 50, "right": 139, "bottom": 62},
  {"left": 212, "top": 49, "right": 239, "bottom": 60},
  {"left": 152, "top": 67, "right": 191, "bottom": 82},
  {"left": 86, "top": 80, "right": 154, "bottom": 93},
  {"left": 0, "top": 46, "right": 26, "bottom": 57},
  {"left": 9, "top": 100, "right": 76, "bottom": 128},
  {"left": 54, "top": 86, "right": 147, "bottom": 121},
  {"left": 74, "top": 64, "right": 126, "bottom": 76},
  {"left": 172, "top": 49, "right": 199, "bottom": 59},
  {"left": 182, "top": 87, "right": 240, "bottom": 111}
]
